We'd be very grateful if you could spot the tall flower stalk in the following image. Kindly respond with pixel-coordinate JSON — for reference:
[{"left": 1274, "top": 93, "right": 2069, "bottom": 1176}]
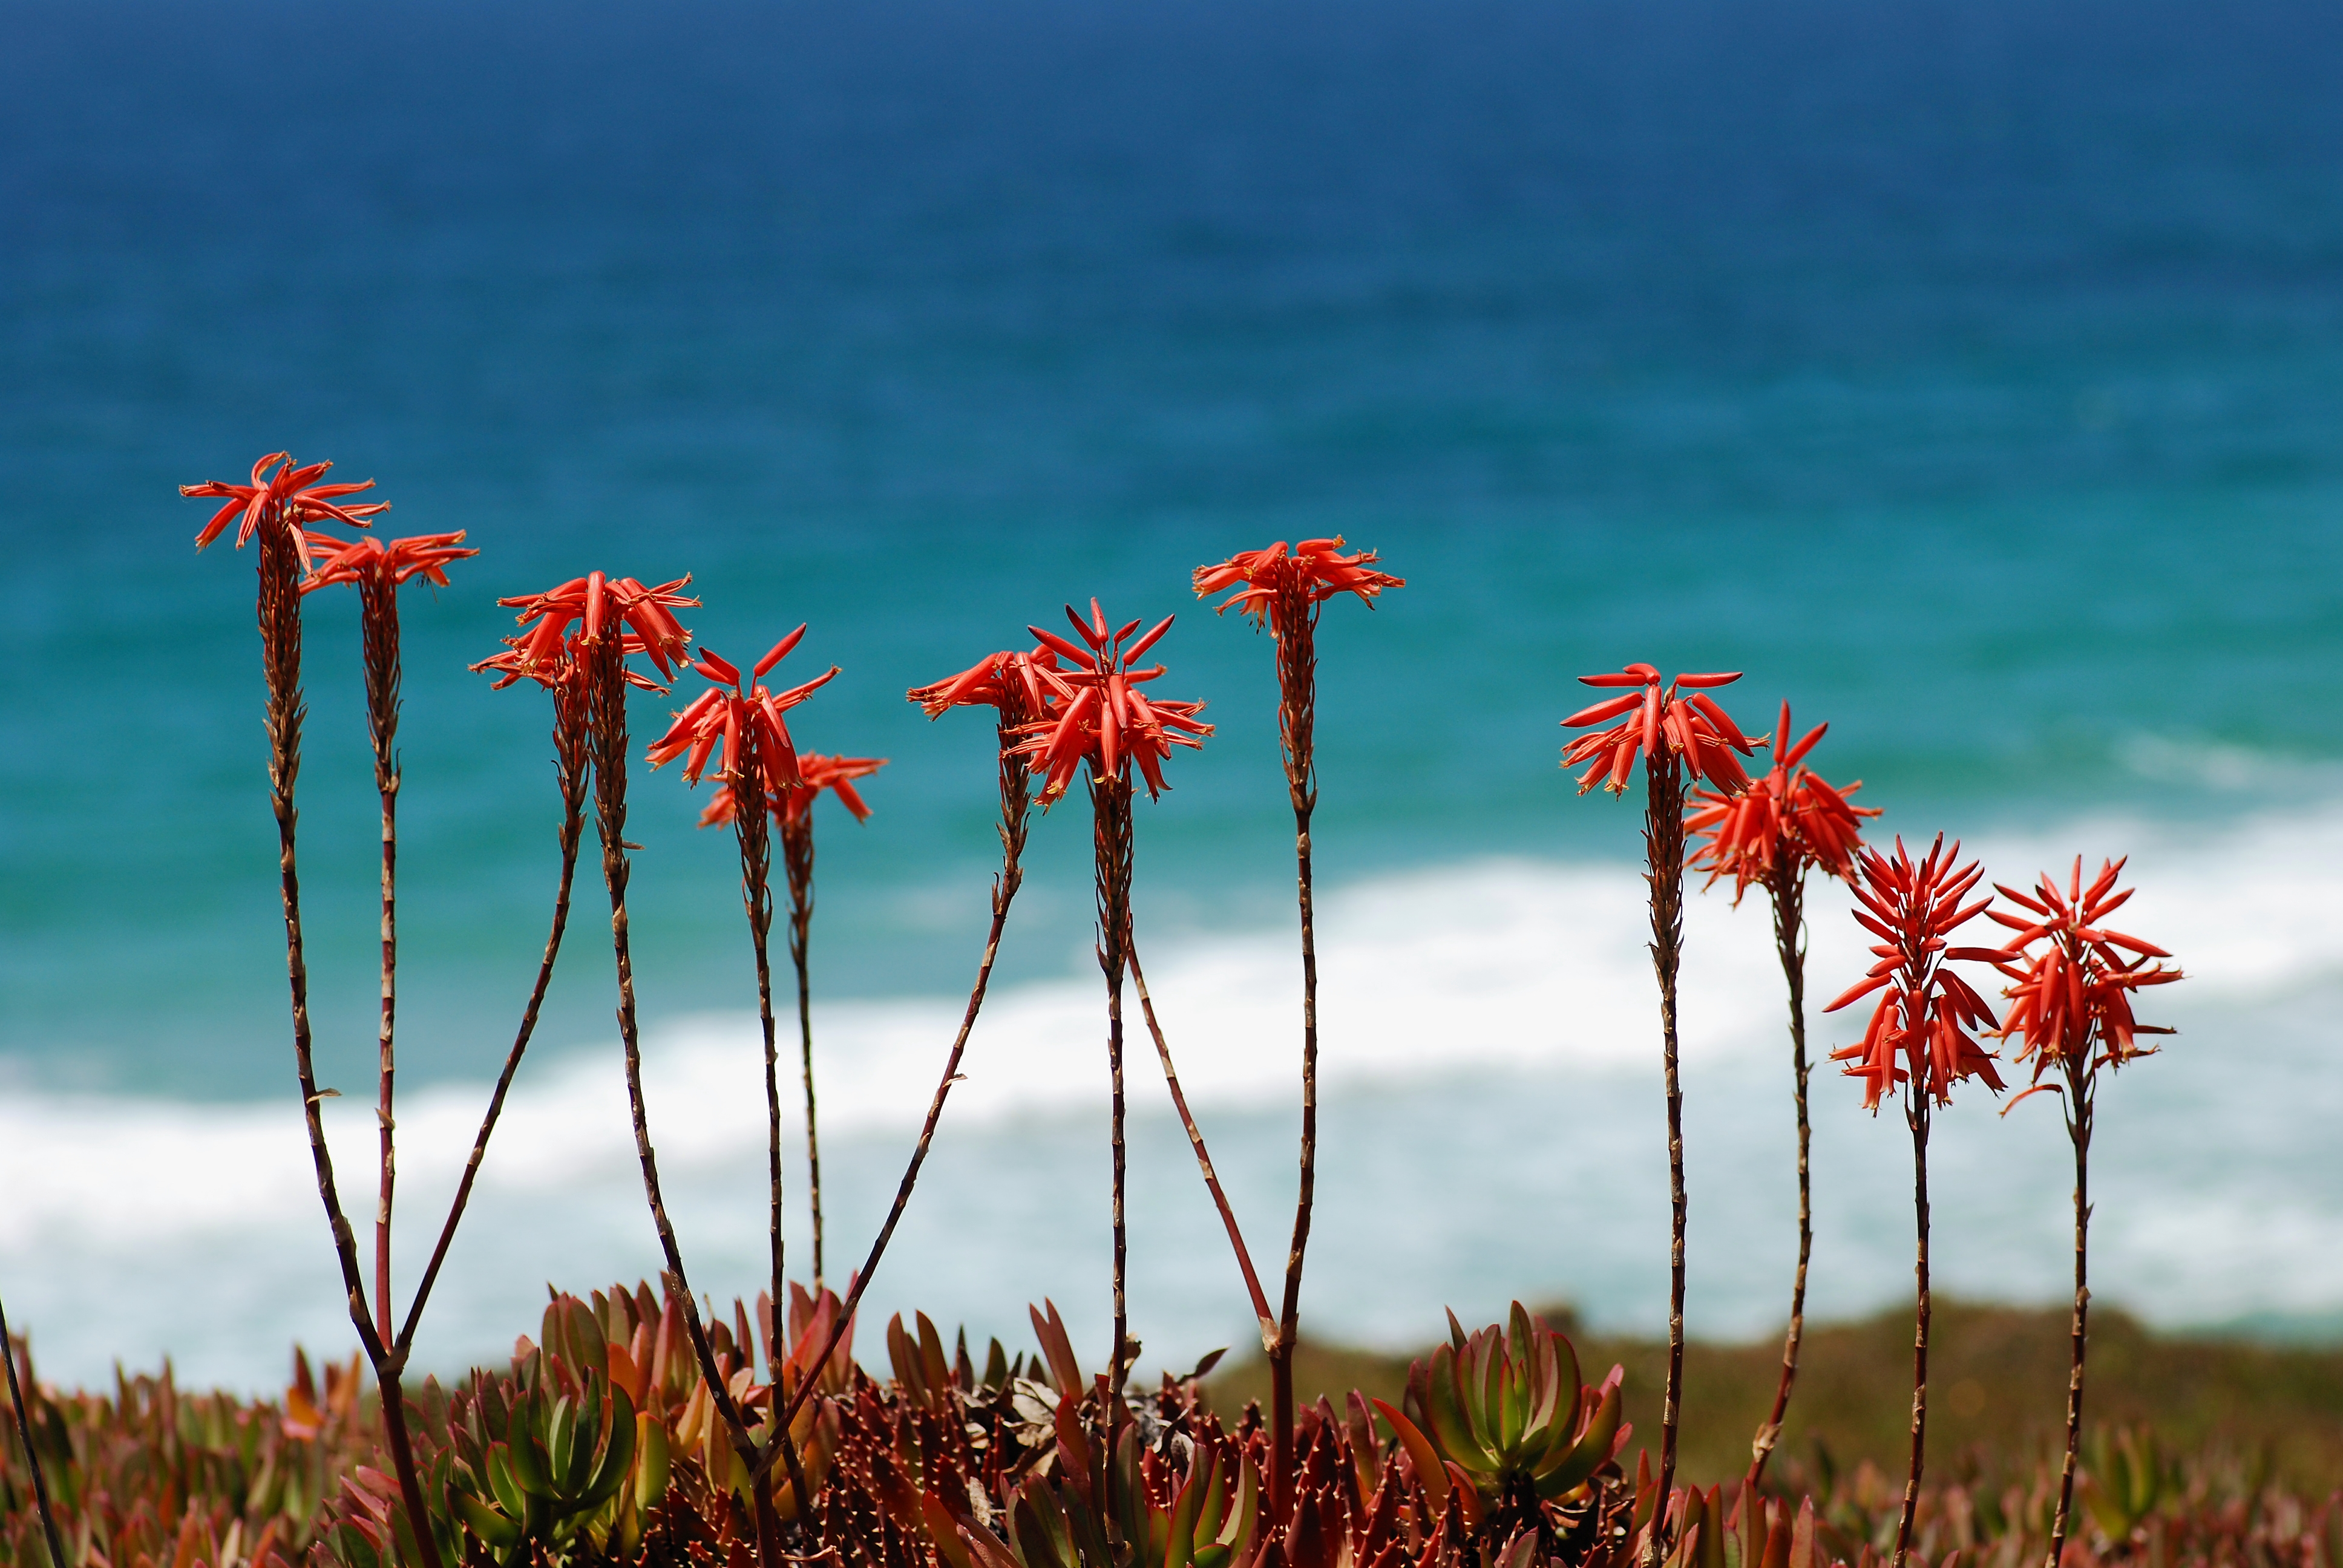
[
  {"left": 1191, "top": 537, "right": 1401, "bottom": 1515},
  {"left": 1826, "top": 835, "right": 2007, "bottom": 1568},
  {"left": 1016, "top": 599, "right": 1210, "bottom": 1524},
  {"left": 747, "top": 649, "right": 1052, "bottom": 1494},
  {"left": 776, "top": 752, "right": 887, "bottom": 1289},
  {"left": 2, "top": 1293, "right": 66, "bottom": 1568},
  {"left": 501, "top": 573, "right": 801, "bottom": 1563},
  {"left": 1562, "top": 663, "right": 1757, "bottom": 1559},
  {"left": 1987, "top": 858, "right": 2180, "bottom": 1568},
  {"left": 1686, "top": 703, "right": 1877, "bottom": 1488},
  {"left": 301, "top": 531, "right": 478, "bottom": 1342},
  {"left": 184, "top": 456, "right": 459, "bottom": 1568}
]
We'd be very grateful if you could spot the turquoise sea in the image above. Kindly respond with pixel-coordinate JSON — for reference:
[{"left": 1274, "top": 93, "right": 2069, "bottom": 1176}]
[{"left": 4, "top": 0, "right": 2342, "bottom": 1388}]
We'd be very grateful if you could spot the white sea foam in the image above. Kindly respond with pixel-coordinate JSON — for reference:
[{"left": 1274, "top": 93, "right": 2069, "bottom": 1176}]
[{"left": 5, "top": 795, "right": 2342, "bottom": 1389}]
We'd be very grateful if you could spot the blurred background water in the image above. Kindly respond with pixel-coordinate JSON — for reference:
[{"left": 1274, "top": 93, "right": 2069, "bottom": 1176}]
[{"left": 3, "top": 0, "right": 2342, "bottom": 1390}]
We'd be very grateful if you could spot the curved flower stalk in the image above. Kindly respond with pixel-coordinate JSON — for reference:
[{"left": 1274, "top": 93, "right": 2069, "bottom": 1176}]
[
  {"left": 503, "top": 573, "right": 799, "bottom": 1566},
  {"left": 1824, "top": 835, "right": 2007, "bottom": 1568},
  {"left": 647, "top": 629, "right": 839, "bottom": 1513},
  {"left": 301, "top": 531, "right": 479, "bottom": 1344},
  {"left": 1191, "top": 536, "right": 1402, "bottom": 1517},
  {"left": 2, "top": 1290, "right": 66, "bottom": 1568},
  {"left": 1015, "top": 599, "right": 1211, "bottom": 1532},
  {"left": 1685, "top": 704, "right": 1878, "bottom": 1488},
  {"left": 1987, "top": 858, "right": 2180, "bottom": 1568},
  {"left": 1561, "top": 664, "right": 1757, "bottom": 1558},
  {"left": 182, "top": 454, "right": 454, "bottom": 1568},
  {"left": 746, "top": 650, "right": 1054, "bottom": 1498}
]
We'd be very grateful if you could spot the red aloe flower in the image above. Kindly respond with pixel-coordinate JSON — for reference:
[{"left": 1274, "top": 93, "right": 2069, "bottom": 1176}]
[
  {"left": 182, "top": 452, "right": 389, "bottom": 569},
  {"left": 1688, "top": 702, "right": 1879, "bottom": 900},
  {"left": 1562, "top": 665, "right": 1762, "bottom": 796},
  {"left": 698, "top": 753, "right": 888, "bottom": 831},
  {"left": 1989, "top": 857, "right": 2180, "bottom": 1100},
  {"left": 299, "top": 531, "right": 478, "bottom": 593},
  {"left": 906, "top": 647, "right": 1061, "bottom": 722},
  {"left": 497, "top": 570, "right": 698, "bottom": 680},
  {"left": 1012, "top": 599, "right": 1211, "bottom": 802},
  {"left": 1826, "top": 835, "right": 2007, "bottom": 1111},
  {"left": 646, "top": 626, "right": 839, "bottom": 791},
  {"left": 1191, "top": 535, "right": 1404, "bottom": 622}
]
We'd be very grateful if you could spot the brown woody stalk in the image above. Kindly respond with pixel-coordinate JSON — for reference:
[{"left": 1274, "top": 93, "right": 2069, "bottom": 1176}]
[
  {"left": 587, "top": 633, "right": 793, "bottom": 1565},
  {"left": 2, "top": 1292, "right": 67, "bottom": 1568},
  {"left": 782, "top": 811, "right": 825, "bottom": 1289},
  {"left": 1747, "top": 861, "right": 1811, "bottom": 1491},
  {"left": 1267, "top": 589, "right": 1319, "bottom": 1521},
  {"left": 752, "top": 710, "right": 1035, "bottom": 1489},
  {"left": 2047, "top": 1069, "right": 2094, "bottom": 1568},
  {"left": 1896, "top": 1090, "right": 1934, "bottom": 1568},
  {"left": 356, "top": 572, "right": 402, "bottom": 1346},
  {"left": 398, "top": 677, "right": 590, "bottom": 1351},
  {"left": 1641, "top": 743, "right": 1689, "bottom": 1566},
  {"left": 254, "top": 516, "right": 444, "bottom": 1568},
  {"left": 1126, "top": 937, "right": 1276, "bottom": 1342},
  {"left": 1090, "top": 769, "right": 1135, "bottom": 1533}
]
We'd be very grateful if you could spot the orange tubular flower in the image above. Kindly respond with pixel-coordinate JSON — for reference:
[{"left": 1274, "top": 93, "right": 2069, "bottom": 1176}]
[
  {"left": 646, "top": 627, "right": 840, "bottom": 792},
  {"left": 1826, "top": 836, "right": 2008, "bottom": 1112},
  {"left": 1688, "top": 702, "right": 1879, "bottom": 900},
  {"left": 1011, "top": 599, "right": 1211, "bottom": 804},
  {"left": 699, "top": 753, "right": 889, "bottom": 831},
  {"left": 300, "top": 531, "right": 479, "bottom": 594},
  {"left": 1988, "top": 857, "right": 2180, "bottom": 1104},
  {"left": 1191, "top": 535, "right": 1404, "bottom": 622},
  {"left": 906, "top": 647, "right": 1060, "bottom": 723},
  {"left": 183, "top": 452, "right": 390, "bottom": 569},
  {"left": 497, "top": 570, "right": 700, "bottom": 681},
  {"left": 1561, "top": 665, "right": 1763, "bottom": 797}
]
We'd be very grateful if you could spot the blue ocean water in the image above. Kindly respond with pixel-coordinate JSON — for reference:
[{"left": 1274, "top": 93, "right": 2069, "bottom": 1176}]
[{"left": 4, "top": 0, "right": 2342, "bottom": 1387}]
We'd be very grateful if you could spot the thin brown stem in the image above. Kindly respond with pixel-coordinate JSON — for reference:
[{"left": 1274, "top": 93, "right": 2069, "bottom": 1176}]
[
  {"left": 1641, "top": 746, "right": 1688, "bottom": 1566},
  {"left": 1748, "top": 866, "right": 1810, "bottom": 1491},
  {"left": 255, "top": 517, "right": 434, "bottom": 1568},
  {"left": 2047, "top": 1074, "right": 2093, "bottom": 1568},
  {"left": 360, "top": 578, "right": 402, "bottom": 1349},
  {"left": 398, "top": 697, "right": 588, "bottom": 1353},
  {"left": 750, "top": 721, "right": 1034, "bottom": 1488},
  {"left": 1091, "top": 770, "right": 1135, "bottom": 1540},
  {"left": 1270, "top": 594, "right": 1320, "bottom": 1525},
  {"left": 1126, "top": 935, "right": 1276, "bottom": 1338},
  {"left": 1895, "top": 1093, "right": 1933, "bottom": 1568},
  {"left": 1, "top": 1293, "right": 67, "bottom": 1568},
  {"left": 588, "top": 635, "right": 778, "bottom": 1563},
  {"left": 783, "top": 814, "right": 824, "bottom": 1290}
]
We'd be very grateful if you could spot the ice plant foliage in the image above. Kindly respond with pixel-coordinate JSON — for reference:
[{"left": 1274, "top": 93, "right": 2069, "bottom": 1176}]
[
  {"left": 1825, "top": 834, "right": 2006, "bottom": 1568},
  {"left": 1987, "top": 858, "right": 2181, "bottom": 1568},
  {"left": 1192, "top": 537, "right": 1403, "bottom": 1523},
  {"left": 1686, "top": 704, "right": 1877, "bottom": 1487},
  {"left": 1562, "top": 665, "right": 1757, "bottom": 1564}
]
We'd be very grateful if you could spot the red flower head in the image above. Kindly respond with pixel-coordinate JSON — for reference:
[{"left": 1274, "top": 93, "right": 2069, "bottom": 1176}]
[
  {"left": 1825, "top": 835, "right": 2009, "bottom": 1111},
  {"left": 646, "top": 626, "right": 839, "bottom": 791},
  {"left": 470, "top": 630, "right": 668, "bottom": 696},
  {"left": 1687, "top": 702, "right": 1880, "bottom": 900},
  {"left": 1190, "top": 537, "right": 1405, "bottom": 624},
  {"left": 1988, "top": 857, "right": 2181, "bottom": 1106},
  {"left": 697, "top": 753, "right": 888, "bottom": 831},
  {"left": 1012, "top": 599, "right": 1211, "bottom": 803},
  {"left": 182, "top": 452, "right": 390, "bottom": 570},
  {"left": 905, "top": 647, "right": 1061, "bottom": 724},
  {"left": 1561, "top": 665, "right": 1762, "bottom": 796},
  {"left": 496, "top": 571, "right": 698, "bottom": 682},
  {"left": 298, "top": 531, "right": 479, "bottom": 595}
]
